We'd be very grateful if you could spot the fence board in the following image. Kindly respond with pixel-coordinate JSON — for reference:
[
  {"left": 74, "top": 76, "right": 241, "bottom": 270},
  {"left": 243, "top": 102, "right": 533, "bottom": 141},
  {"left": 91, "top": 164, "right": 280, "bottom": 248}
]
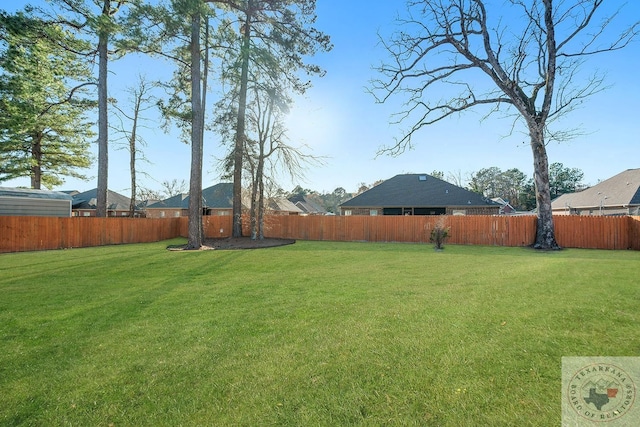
[{"left": 630, "top": 217, "right": 640, "bottom": 251}]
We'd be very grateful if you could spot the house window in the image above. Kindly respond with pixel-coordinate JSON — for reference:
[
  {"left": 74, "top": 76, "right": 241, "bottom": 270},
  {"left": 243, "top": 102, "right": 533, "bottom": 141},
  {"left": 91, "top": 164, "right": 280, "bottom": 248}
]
[
  {"left": 369, "top": 209, "right": 377, "bottom": 216},
  {"left": 344, "top": 210, "right": 352, "bottom": 216},
  {"left": 414, "top": 207, "right": 446, "bottom": 216},
  {"left": 174, "top": 211, "right": 181, "bottom": 217},
  {"left": 160, "top": 211, "right": 165, "bottom": 218},
  {"left": 83, "top": 212, "right": 90, "bottom": 217}
]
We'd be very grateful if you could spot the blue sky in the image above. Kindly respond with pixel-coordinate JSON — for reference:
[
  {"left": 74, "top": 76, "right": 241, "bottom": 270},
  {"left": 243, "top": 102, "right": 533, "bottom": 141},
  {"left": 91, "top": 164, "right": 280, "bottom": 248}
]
[{"left": 3, "top": 0, "right": 639, "bottom": 195}]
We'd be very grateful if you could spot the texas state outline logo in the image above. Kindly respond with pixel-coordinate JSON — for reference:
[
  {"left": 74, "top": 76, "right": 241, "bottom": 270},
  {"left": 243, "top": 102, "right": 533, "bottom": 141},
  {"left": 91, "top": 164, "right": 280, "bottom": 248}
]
[{"left": 562, "top": 357, "right": 639, "bottom": 426}]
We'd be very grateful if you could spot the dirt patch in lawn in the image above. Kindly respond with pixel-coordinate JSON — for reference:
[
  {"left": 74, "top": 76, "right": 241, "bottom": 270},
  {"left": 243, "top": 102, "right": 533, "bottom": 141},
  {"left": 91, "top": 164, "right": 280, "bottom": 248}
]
[{"left": 167, "top": 237, "right": 296, "bottom": 251}]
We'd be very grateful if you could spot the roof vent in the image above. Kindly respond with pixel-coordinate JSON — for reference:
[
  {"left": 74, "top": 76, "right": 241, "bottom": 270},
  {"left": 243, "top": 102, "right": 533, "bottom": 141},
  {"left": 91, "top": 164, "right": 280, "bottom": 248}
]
[{"left": 419, "top": 175, "right": 427, "bottom": 181}]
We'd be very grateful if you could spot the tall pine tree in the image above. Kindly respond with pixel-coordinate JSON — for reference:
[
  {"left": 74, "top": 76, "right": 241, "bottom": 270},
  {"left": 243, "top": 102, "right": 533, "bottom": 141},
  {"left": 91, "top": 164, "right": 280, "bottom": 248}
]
[{"left": 0, "top": 10, "right": 94, "bottom": 189}]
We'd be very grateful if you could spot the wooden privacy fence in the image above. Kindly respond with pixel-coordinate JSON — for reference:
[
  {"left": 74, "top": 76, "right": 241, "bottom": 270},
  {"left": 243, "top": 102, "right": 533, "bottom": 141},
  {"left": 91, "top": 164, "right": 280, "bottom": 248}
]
[
  {"left": 257, "top": 215, "right": 540, "bottom": 247},
  {"left": 0, "top": 216, "right": 184, "bottom": 253},
  {"left": 1, "top": 215, "right": 639, "bottom": 253},
  {"left": 259, "top": 215, "right": 638, "bottom": 250}
]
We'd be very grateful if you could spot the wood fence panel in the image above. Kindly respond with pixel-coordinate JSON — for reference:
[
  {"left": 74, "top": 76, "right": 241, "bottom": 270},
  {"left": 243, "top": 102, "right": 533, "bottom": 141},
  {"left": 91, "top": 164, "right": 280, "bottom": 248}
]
[
  {"left": 310, "top": 216, "right": 322, "bottom": 240},
  {"left": 630, "top": 217, "right": 640, "bottom": 251},
  {"left": 202, "top": 216, "right": 233, "bottom": 238},
  {"left": 348, "top": 217, "right": 361, "bottom": 241},
  {"left": 553, "top": 215, "right": 629, "bottom": 250},
  {"left": 0, "top": 217, "right": 184, "bottom": 253}
]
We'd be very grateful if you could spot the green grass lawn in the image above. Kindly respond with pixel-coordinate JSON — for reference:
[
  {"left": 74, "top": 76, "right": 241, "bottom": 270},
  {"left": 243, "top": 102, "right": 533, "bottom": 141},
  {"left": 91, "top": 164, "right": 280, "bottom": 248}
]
[{"left": 1, "top": 240, "right": 638, "bottom": 426}]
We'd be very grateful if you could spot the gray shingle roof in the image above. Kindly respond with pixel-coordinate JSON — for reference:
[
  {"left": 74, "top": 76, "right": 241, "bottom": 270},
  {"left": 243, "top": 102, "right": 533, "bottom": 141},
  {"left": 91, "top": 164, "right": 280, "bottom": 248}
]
[
  {"left": 146, "top": 183, "right": 234, "bottom": 210},
  {"left": 146, "top": 193, "right": 189, "bottom": 209},
  {"left": 268, "top": 198, "right": 303, "bottom": 213},
  {"left": 288, "top": 194, "right": 327, "bottom": 214},
  {"left": 340, "top": 174, "right": 498, "bottom": 208},
  {"left": 202, "top": 183, "right": 233, "bottom": 208},
  {"left": 71, "top": 188, "right": 131, "bottom": 210},
  {"left": 552, "top": 168, "right": 640, "bottom": 209}
]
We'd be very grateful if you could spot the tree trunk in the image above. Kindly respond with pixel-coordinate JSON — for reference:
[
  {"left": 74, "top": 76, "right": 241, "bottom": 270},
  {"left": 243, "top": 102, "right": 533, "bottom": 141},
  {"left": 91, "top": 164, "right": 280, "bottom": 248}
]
[
  {"left": 530, "top": 125, "right": 560, "bottom": 250},
  {"left": 187, "top": 10, "right": 203, "bottom": 249},
  {"left": 258, "top": 172, "right": 265, "bottom": 240},
  {"left": 31, "top": 133, "right": 42, "bottom": 189},
  {"left": 96, "top": 3, "right": 109, "bottom": 218},
  {"left": 200, "top": 19, "right": 209, "bottom": 244},
  {"left": 128, "top": 108, "right": 138, "bottom": 218},
  {"left": 232, "top": 9, "right": 252, "bottom": 237},
  {"left": 250, "top": 180, "right": 258, "bottom": 240},
  {"left": 257, "top": 144, "right": 265, "bottom": 240}
]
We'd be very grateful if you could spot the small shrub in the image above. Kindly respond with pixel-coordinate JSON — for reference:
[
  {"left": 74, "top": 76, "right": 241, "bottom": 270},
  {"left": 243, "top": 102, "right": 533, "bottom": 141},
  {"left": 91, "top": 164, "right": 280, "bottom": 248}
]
[{"left": 429, "top": 216, "right": 450, "bottom": 250}]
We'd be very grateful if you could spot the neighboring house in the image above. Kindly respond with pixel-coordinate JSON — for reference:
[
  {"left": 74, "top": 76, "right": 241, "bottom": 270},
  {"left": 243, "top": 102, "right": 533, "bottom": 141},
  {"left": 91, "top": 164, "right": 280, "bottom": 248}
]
[
  {"left": 0, "top": 187, "right": 72, "bottom": 217},
  {"left": 551, "top": 168, "right": 640, "bottom": 216},
  {"left": 146, "top": 183, "right": 235, "bottom": 218},
  {"left": 267, "top": 198, "right": 303, "bottom": 215},
  {"left": 146, "top": 183, "right": 304, "bottom": 218},
  {"left": 137, "top": 199, "right": 161, "bottom": 210},
  {"left": 340, "top": 173, "right": 500, "bottom": 216},
  {"left": 71, "top": 188, "right": 135, "bottom": 217},
  {"left": 491, "top": 197, "right": 517, "bottom": 214},
  {"left": 288, "top": 194, "right": 327, "bottom": 215},
  {"left": 145, "top": 193, "right": 189, "bottom": 218},
  {"left": 201, "top": 183, "right": 235, "bottom": 216}
]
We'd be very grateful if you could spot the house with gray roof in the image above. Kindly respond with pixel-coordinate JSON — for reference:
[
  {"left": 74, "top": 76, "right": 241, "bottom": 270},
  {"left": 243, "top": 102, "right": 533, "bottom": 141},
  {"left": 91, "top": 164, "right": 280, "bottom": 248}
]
[
  {"left": 491, "top": 197, "right": 517, "bottom": 215},
  {"left": 551, "top": 168, "right": 640, "bottom": 216},
  {"left": 145, "top": 183, "right": 235, "bottom": 218},
  {"left": 146, "top": 183, "right": 302, "bottom": 217},
  {"left": 267, "top": 198, "right": 303, "bottom": 215},
  {"left": 145, "top": 193, "right": 189, "bottom": 218},
  {"left": 340, "top": 174, "right": 500, "bottom": 216},
  {"left": 288, "top": 194, "right": 327, "bottom": 215},
  {"left": 71, "top": 188, "right": 134, "bottom": 217}
]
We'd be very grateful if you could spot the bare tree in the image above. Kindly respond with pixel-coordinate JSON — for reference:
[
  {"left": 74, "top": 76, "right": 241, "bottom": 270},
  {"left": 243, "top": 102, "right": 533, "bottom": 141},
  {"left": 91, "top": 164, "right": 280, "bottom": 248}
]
[
  {"left": 160, "top": 179, "right": 189, "bottom": 198},
  {"left": 372, "top": 0, "right": 638, "bottom": 249},
  {"left": 445, "top": 170, "right": 466, "bottom": 188},
  {"left": 111, "top": 75, "right": 157, "bottom": 217},
  {"left": 242, "top": 84, "right": 323, "bottom": 239}
]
